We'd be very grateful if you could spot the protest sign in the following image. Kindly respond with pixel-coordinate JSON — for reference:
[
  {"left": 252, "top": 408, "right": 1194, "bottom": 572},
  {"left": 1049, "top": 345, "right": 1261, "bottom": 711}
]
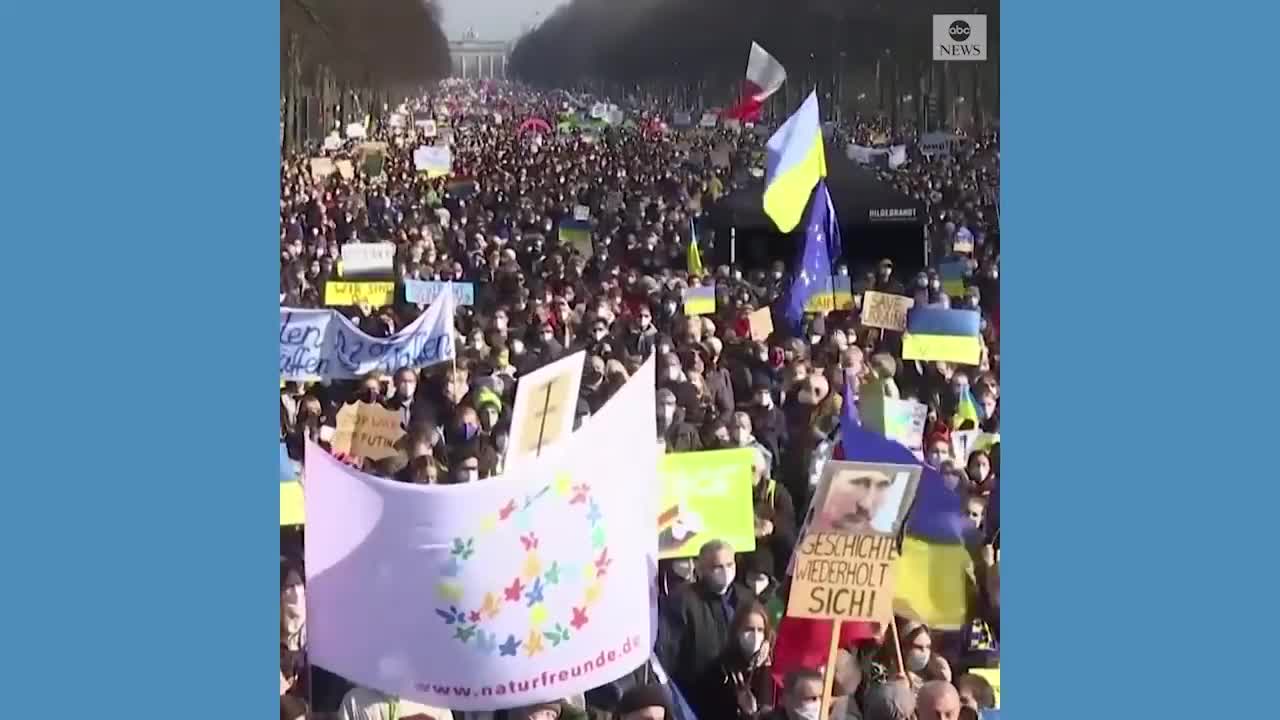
[
  {"left": 857, "top": 396, "right": 928, "bottom": 456},
  {"left": 303, "top": 358, "right": 657, "bottom": 710},
  {"left": 747, "top": 307, "right": 773, "bottom": 342},
  {"left": 559, "top": 220, "right": 592, "bottom": 259},
  {"left": 323, "top": 133, "right": 342, "bottom": 151},
  {"left": 672, "top": 111, "right": 692, "bottom": 127},
  {"left": 507, "top": 351, "right": 586, "bottom": 464},
  {"left": 803, "top": 276, "right": 855, "bottom": 313},
  {"left": 951, "top": 431, "right": 1000, "bottom": 463},
  {"left": 699, "top": 112, "right": 718, "bottom": 128},
  {"left": 573, "top": 204, "right": 590, "bottom": 221},
  {"left": 807, "top": 461, "right": 922, "bottom": 538},
  {"left": 388, "top": 113, "right": 405, "bottom": 129},
  {"left": 345, "top": 122, "right": 367, "bottom": 140},
  {"left": 683, "top": 284, "right": 715, "bottom": 316},
  {"left": 417, "top": 119, "right": 438, "bottom": 137},
  {"left": 786, "top": 532, "right": 898, "bottom": 622},
  {"left": 657, "top": 448, "right": 756, "bottom": 559},
  {"left": 590, "top": 102, "right": 607, "bottom": 119},
  {"left": 324, "top": 281, "right": 395, "bottom": 307},
  {"left": 336, "top": 159, "right": 355, "bottom": 180},
  {"left": 310, "top": 157, "right": 336, "bottom": 179},
  {"left": 902, "top": 308, "right": 981, "bottom": 365},
  {"left": 358, "top": 142, "right": 387, "bottom": 178},
  {"left": 281, "top": 480, "right": 305, "bottom": 526},
  {"left": 414, "top": 145, "right": 452, "bottom": 178},
  {"left": 952, "top": 227, "right": 975, "bottom": 254},
  {"left": 332, "top": 402, "right": 407, "bottom": 461},
  {"left": 722, "top": 118, "right": 741, "bottom": 132},
  {"left": 339, "top": 242, "right": 396, "bottom": 278},
  {"left": 860, "top": 291, "right": 914, "bottom": 331},
  {"left": 920, "top": 131, "right": 956, "bottom": 156},
  {"left": 939, "top": 259, "right": 969, "bottom": 297},
  {"left": 970, "top": 668, "right": 1001, "bottom": 707},
  {"left": 404, "top": 279, "right": 475, "bottom": 307},
  {"left": 280, "top": 292, "right": 455, "bottom": 381}
]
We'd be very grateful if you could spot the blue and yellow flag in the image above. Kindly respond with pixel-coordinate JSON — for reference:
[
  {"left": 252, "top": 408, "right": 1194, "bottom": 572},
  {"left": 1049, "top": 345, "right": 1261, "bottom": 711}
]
[
  {"left": 763, "top": 92, "right": 827, "bottom": 232},
  {"left": 902, "top": 307, "right": 982, "bottom": 366},
  {"left": 683, "top": 284, "right": 716, "bottom": 316},
  {"left": 839, "top": 394, "right": 974, "bottom": 630},
  {"left": 687, "top": 218, "right": 704, "bottom": 276},
  {"left": 782, "top": 180, "right": 839, "bottom": 334},
  {"left": 953, "top": 388, "right": 982, "bottom": 429}
]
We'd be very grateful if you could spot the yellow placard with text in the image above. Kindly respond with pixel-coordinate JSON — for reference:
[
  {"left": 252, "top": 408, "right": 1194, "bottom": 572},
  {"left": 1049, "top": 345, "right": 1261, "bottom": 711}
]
[{"left": 324, "top": 281, "right": 395, "bottom": 307}]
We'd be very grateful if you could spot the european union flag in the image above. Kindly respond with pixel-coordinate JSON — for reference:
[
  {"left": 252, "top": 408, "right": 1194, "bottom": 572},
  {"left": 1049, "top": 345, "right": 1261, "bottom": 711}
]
[{"left": 782, "top": 179, "right": 842, "bottom": 334}]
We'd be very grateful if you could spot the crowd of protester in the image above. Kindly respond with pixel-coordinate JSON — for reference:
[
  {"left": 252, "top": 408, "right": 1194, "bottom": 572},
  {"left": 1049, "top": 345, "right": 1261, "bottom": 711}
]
[{"left": 280, "top": 79, "right": 1000, "bottom": 720}]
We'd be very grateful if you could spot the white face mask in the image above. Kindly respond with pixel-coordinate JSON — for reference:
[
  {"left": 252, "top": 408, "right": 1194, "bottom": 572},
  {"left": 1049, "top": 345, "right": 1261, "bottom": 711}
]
[
  {"left": 751, "top": 576, "right": 770, "bottom": 595},
  {"left": 659, "top": 405, "right": 676, "bottom": 422},
  {"left": 739, "top": 630, "right": 765, "bottom": 657},
  {"left": 706, "top": 565, "right": 735, "bottom": 593},
  {"left": 791, "top": 701, "right": 820, "bottom": 720},
  {"left": 907, "top": 648, "right": 931, "bottom": 673}
]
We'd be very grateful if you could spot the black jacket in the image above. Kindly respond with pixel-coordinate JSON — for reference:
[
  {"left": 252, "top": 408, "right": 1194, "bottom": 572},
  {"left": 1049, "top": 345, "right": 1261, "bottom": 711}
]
[{"left": 657, "top": 582, "right": 756, "bottom": 719}]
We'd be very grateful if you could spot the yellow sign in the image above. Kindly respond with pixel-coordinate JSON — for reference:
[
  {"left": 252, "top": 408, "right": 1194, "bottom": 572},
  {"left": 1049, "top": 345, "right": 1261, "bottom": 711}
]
[
  {"left": 970, "top": 667, "right": 1000, "bottom": 707},
  {"left": 747, "top": 307, "right": 773, "bottom": 341},
  {"left": 281, "top": 480, "right": 305, "bottom": 526},
  {"left": 324, "top": 281, "right": 395, "bottom": 307}
]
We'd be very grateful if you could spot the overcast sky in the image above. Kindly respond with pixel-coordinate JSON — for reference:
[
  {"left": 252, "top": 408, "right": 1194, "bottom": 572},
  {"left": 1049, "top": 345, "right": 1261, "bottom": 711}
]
[{"left": 437, "top": 0, "right": 565, "bottom": 42}]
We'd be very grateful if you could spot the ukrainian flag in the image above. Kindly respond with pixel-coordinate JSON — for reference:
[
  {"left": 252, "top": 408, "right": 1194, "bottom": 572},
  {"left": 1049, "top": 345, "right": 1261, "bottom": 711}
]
[
  {"left": 687, "top": 218, "right": 704, "bottom": 276},
  {"left": 763, "top": 91, "right": 827, "bottom": 233},
  {"left": 902, "top": 307, "right": 982, "bottom": 366},
  {"left": 558, "top": 219, "right": 592, "bottom": 258},
  {"left": 953, "top": 388, "right": 982, "bottom": 429},
  {"left": 683, "top": 284, "right": 716, "bottom": 316},
  {"left": 839, "top": 395, "right": 975, "bottom": 630},
  {"left": 939, "top": 259, "right": 968, "bottom": 298}
]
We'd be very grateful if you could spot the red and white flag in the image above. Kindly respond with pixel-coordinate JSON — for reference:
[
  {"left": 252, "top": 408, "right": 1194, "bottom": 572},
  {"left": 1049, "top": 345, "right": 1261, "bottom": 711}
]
[{"left": 724, "top": 42, "right": 787, "bottom": 122}]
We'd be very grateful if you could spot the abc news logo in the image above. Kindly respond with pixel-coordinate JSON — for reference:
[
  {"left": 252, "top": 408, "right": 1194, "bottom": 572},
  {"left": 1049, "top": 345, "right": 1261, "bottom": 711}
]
[{"left": 933, "top": 14, "right": 987, "bottom": 62}]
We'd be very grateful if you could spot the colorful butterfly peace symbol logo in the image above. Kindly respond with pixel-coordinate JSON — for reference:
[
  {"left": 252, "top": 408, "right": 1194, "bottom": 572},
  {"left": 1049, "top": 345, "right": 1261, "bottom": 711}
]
[{"left": 433, "top": 472, "right": 611, "bottom": 659}]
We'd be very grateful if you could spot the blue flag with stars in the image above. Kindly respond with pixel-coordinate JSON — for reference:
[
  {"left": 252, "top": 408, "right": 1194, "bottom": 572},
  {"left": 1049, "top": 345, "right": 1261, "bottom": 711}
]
[{"left": 782, "top": 179, "right": 842, "bottom": 335}]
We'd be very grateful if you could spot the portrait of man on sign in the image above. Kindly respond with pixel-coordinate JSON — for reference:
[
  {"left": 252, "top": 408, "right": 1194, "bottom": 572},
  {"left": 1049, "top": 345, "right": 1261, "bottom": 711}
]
[{"left": 808, "top": 461, "right": 922, "bottom": 537}]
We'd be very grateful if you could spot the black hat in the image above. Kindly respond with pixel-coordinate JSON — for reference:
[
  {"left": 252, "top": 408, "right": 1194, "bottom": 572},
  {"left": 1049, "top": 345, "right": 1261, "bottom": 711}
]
[{"left": 617, "top": 684, "right": 673, "bottom": 717}]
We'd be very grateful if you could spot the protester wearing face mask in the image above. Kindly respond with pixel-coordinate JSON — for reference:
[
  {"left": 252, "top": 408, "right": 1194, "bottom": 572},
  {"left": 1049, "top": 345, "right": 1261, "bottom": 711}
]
[
  {"left": 655, "top": 388, "right": 701, "bottom": 452},
  {"left": 749, "top": 447, "right": 795, "bottom": 579},
  {"left": 747, "top": 381, "right": 788, "bottom": 461},
  {"left": 873, "top": 619, "right": 933, "bottom": 690},
  {"left": 656, "top": 539, "right": 752, "bottom": 720},
  {"left": 624, "top": 305, "right": 658, "bottom": 358},
  {"left": 385, "top": 367, "right": 417, "bottom": 429},
  {"left": 703, "top": 601, "right": 777, "bottom": 720},
  {"left": 758, "top": 669, "right": 822, "bottom": 720}
]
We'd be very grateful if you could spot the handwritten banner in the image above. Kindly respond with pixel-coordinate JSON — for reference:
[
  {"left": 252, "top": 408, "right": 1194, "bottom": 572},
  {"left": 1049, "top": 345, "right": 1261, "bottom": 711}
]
[
  {"left": 403, "top": 280, "right": 474, "bottom": 307},
  {"left": 279, "top": 292, "right": 455, "bottom": 381},
  {"left": 861, "top": 291, "right": 914, "bottom": 331},
  {"left": 324, "top": 281, "right": 395, "bottom": 307},
  {"left": 787, "top": 532, "right": 898, "bottom": 622}
]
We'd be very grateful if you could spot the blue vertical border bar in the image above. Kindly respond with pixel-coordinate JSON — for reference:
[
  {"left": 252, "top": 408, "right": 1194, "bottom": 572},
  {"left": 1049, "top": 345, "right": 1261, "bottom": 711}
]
[
  {"left": 1006, "top": 1, "right": 1280, "bottom": 718},
  {"left": 0, "top": 0, "right": 278, "bottom": 716}
]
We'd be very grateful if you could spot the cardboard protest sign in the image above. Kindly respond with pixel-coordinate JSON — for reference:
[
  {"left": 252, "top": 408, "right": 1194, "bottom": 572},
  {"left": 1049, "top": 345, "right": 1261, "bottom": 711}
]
[
  {"left": 339, "top": 242, "right": 395, "bottom": 278},
  {"left": 803, "top": 276, "right": 855, "bottom": 313},
  {"left": 506, "top": 351, "right": 586, "bottom": 463},
  {"left": 573, "top": 204, "right": 591, "bottom": 221},
  {"left": 786, "top": 532, "right": 898, "bottom": 622},
  {"left": 332, "top": 401, "right": 407, "bottom": 460},
  {"left": 699, "top": 112, "right": 718, "bottom": 128},
  {"left": 939, "top": 260, "right": 969, "bottom": 297},
  {"left": 747, "top": 307, "right": 774, "bottom": 342},
  {"left": 344, "top": 122, "right": 367, "bottom": 140},
  {"left": 300, "top": 358, "right": 658, "bottom": 710},
  {"left": 807, "top": 461, "right": 922, "bottom": 538},
  {"left": 357, "top": 142, "right": 387, "bottom": 178},
  {"left": 860, "top": 291, "right": 914, "bottom": 331},
  {"left": 324, "top": 281, "right": 395, "bottom": 307},
  {"left": 952, "top": 227, "right": 975, "bottom": 254},
  {"left": 310, "top": 157, "right": 336, "bottom": 179},
  {"left": 722, "top": 118, "right": 741, "bottom": 132},
  {"left": 657, "top": 448, "right": 756, "bottom": 559},
  {"left": 920, "top": 131, "right": 956, "bottom": 156},
  {"left": 404, "top": 279, "right": 475, "bottom": 307},
  {"left": 335, "top": 160, "right": 355, "bottom": 180}
]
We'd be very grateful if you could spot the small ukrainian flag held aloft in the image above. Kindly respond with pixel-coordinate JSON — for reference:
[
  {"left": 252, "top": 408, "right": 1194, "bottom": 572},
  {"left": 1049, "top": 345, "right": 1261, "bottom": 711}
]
[
  {"left": 687, "top": 218, "right": 704, "bottom": 276},
  {"left": 902, "top": 307, "right": 982, "bottom": 366},
  {"left": 683, "top": 283, "right": 716, "bottom": 316},
  {"left": 763, "top": 91, "right": 827, "bottom": 233}
]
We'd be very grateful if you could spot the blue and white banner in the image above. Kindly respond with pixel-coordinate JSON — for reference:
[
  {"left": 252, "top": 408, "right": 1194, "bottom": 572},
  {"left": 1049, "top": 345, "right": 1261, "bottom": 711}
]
[
  {"left": 403, "top": 279, "right": 475, "bottom": 307},
  {"left": 279, "top": 291, "right": 455, "bottom": 381}
]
